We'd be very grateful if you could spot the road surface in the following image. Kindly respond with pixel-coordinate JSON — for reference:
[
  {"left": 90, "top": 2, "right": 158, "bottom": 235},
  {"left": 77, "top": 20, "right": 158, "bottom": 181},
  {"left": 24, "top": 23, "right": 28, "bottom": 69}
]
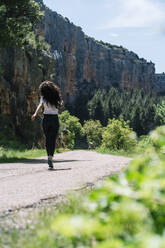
[{"left": 0, "top": 150, "right": 131, "bottom": 214}]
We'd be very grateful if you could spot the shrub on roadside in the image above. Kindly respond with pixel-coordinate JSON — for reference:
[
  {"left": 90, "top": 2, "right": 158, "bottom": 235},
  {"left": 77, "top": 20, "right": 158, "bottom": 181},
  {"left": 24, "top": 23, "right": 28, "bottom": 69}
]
[
  {"left": 101, "top": 116, "right": 137, "bottom": 151},
  {"left": 59, "top": 111, "right": 83, "bottom": 149},
  {"left": 83, "top": 120, "right": 103, "bottom": 148},
  {"left": 136, "top": 135, "right": 153, "bottom": 153}
]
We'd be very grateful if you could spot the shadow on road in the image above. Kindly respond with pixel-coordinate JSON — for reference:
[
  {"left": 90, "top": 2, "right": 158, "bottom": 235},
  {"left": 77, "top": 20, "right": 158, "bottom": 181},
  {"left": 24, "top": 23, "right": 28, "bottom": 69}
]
[
  {"left": 47, "top": 168, "right": 72, "bottom": 171},
  {"left": 22, "top": 159, "right": 84, "bottom": 164}
]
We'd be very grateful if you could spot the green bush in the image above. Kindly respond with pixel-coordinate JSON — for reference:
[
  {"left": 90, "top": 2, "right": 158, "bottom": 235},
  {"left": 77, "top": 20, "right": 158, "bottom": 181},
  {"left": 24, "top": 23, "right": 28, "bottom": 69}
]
[
  {"left": 0, "top": 146, "right": 6, "bottom": 158},
  {"left": 83, "top": 120, "right": 103, "bottom": 148},
  {"left": 101, "top": 116, "right": 137, "bottom": 151},
  {"left": 136, "top": 135, "right": 153, "bottom": 153},
  {"left": 59, "top": 111, "right": 83, "bottom": 149}
]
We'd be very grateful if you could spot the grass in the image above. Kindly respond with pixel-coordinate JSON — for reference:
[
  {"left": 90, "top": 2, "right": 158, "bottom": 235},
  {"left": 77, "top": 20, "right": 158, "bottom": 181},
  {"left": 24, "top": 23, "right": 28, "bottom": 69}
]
[
  {"left": 95, "top": 147, "right": 136, "bottom": 157},
  {"left": 0, "top": 146, "right": 133, "bottom": 163},
  {"left": 0, "top": 147, "right": 69, "bottom": 163}
]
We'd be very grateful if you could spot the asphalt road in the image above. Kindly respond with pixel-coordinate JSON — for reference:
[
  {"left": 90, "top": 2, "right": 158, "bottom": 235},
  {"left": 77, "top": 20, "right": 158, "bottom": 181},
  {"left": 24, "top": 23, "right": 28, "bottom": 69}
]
[{"left": 0, "top": 150, "right": 131, "bottom": 214}]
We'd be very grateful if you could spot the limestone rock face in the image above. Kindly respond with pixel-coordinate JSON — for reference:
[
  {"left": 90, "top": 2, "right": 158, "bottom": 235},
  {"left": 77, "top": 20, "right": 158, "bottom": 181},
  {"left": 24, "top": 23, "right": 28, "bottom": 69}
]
[
  {"left": 40, "top": 5, "right": 156, "bottom": 103},
  {"left": 0, "top": 48, "right": 53, "bottom": 115},
  {"left": 0, "top": 48, "right": 54, "bottom": 146}
]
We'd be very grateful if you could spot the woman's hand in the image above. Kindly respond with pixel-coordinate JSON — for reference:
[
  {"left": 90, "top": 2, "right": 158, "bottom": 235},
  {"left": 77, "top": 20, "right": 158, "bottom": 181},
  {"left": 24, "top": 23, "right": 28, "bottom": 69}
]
[
  {"left": 31, "top": 103, "right": 42, "bottom": 121},
  {"left": 31, "top": 114, "right": 36, "bottom": 121}
]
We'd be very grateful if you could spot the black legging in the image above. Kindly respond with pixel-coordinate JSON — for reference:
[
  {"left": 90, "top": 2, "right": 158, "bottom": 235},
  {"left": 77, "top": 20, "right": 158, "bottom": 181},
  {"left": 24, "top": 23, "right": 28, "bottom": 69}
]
[{"left": 42, "top": 114, "right": 59, "bottom": 156}]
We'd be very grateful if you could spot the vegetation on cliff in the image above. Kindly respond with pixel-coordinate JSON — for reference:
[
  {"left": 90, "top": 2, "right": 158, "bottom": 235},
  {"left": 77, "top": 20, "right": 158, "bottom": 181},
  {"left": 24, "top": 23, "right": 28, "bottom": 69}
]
[{"left": 0, "top": 0, "right": 43, "bottom": 47}]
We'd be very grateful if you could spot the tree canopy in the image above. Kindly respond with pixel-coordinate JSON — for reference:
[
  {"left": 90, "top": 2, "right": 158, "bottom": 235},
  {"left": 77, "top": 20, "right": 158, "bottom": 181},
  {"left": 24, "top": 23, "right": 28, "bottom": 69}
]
[
  {"left": 71, "top": 87, "right": 164, "bottom": 136},
  {"left": 87, "top": 88, "right": 162, "bottom": 136},
  {"left": 0, "top": 0, "right": 43, "bottom": 47}
]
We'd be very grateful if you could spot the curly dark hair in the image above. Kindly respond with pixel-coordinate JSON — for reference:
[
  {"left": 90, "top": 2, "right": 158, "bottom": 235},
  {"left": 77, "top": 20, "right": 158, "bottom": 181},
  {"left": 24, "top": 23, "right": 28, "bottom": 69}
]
[{"left": 39, "top": 81, "right": 63, "bottom": 108}]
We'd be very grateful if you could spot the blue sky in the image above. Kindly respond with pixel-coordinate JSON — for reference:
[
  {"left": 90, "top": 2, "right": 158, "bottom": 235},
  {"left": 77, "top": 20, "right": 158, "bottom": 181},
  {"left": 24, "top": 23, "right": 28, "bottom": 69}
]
[{"left": 44, "top": 0, "right": 165, "bottom": 73}]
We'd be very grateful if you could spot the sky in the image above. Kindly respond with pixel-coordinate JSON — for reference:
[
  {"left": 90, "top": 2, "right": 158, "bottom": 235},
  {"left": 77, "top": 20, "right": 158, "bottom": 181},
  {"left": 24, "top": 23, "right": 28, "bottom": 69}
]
[{"left": 44, "top": 0, "right": 165, "bottom": 73}]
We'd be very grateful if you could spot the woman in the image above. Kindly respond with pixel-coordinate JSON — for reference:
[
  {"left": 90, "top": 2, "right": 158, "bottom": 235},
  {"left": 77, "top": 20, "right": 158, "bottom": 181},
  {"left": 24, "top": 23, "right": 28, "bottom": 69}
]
[{"left": 32, "top": 81, "right": 63, "bottom": 169}]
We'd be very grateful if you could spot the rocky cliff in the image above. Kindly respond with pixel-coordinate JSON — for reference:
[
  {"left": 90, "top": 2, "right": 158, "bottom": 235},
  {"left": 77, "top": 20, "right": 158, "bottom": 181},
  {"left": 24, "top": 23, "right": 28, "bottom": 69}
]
[
  {"left": 0, "top": 0, "right": 157, "bottom": 146},
  {"left": 40, "top": 3, "right": 156, "bottom": 103},
  {"left": 0, "top": 48, "right": 55, "bottom": 146}
]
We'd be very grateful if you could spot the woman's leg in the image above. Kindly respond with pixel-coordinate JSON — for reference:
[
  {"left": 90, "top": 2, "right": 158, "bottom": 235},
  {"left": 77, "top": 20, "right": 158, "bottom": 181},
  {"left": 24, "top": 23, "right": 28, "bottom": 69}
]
[
  {"left": 42, "top": 117, "right": 49, "bottom": 156},
  {"left": 49, "top": 116, "right": 59, "bottom": 157},
  {"left": 49, "top": 129, "right": 59, "bottom": 157},
  {"left": 42, "top": 116, "right": 53, "bottom": 168},
  {"left": 43, "top": 115, "right": 59, "bottom": 168},
  {"left": 47, "top": 133, "right": 54, "bottom": 169}
]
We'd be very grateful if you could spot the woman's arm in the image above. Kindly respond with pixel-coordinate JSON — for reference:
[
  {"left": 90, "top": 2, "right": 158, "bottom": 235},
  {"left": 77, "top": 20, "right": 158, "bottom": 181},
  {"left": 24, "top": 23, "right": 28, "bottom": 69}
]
[{"left": 31, "top": 102, "right": 43, "bottom": 121}]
